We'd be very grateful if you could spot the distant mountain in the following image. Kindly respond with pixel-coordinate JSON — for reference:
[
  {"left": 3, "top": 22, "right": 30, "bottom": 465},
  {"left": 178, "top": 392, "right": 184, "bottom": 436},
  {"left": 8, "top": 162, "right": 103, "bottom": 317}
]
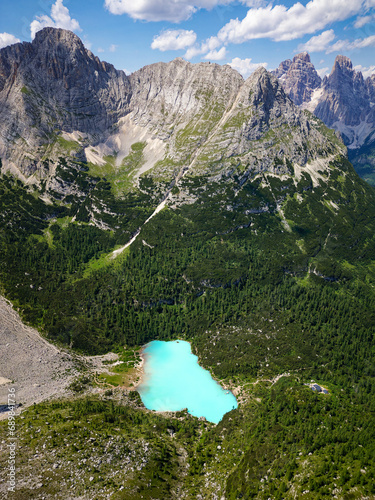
[
  {"left": 273, "top": 52, "right": 375, "bottom": 184},
  {"left": 272, "top": 52, "right": 321, "bottom": 106}
]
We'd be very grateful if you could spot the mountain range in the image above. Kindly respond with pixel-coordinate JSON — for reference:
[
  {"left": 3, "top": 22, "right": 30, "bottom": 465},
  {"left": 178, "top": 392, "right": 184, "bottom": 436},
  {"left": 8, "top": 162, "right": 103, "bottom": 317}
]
[
  {"left": 273, "top": 51, "right": 375, "bottom": 184},
  {"left": 0, "top": 28, "right": 375, "bottom": 499}
]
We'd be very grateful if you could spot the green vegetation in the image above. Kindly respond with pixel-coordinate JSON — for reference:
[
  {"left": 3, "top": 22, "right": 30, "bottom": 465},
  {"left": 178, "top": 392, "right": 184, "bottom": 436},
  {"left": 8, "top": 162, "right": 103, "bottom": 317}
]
[
  {"left": 21, "top": 86, "right": 31, "bottom": 95},
  {"left": 0, "top": 395, "right": 204, "bottom": 499},
  {"left": 87, "top": 142, "right": 147, "bottom": 196},
  {"left": 1, "top": 379, "right": 374, "bottom": 498},
  {"left": 56, "top": 136, "right": 79, "bottom": 153},
  {"left": 348, "top": 135, "right": 375, "bottom": 186},
  {"left": 1, "top": 150, "right": 375, "bottom": 497}
]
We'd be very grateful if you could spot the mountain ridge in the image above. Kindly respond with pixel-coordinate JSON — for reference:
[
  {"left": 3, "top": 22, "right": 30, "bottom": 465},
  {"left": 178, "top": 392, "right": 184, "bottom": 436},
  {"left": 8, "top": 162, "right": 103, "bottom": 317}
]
[{"left": 0, "top": 28, "right": 345, "bottom": 201}]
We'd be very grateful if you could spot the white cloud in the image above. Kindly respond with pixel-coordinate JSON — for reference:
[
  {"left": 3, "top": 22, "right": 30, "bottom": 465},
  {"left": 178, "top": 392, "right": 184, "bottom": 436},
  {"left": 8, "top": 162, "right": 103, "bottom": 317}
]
[
  {"left": 297, "top": 30, "right": 336, "bottom": 53},
  {"left": 30, "top": 0, "right": 81, "bottom": 40},
  {"left": 327, "top": 34, "right": 375, "bottom": 53},
  {"left": 228, "top": 57, "right": 268, "bottom": 78},
  {"left": 184, "top": 46, "right": 204, "bottom": 59},
  {"left": 151, "top": 30, "right": 197, "bottom": 52},
  {"left": 240, "top": 0, "right": 266, "bottom": 6},
  {"left": 203, "top": 47, "right": 227, "bottom": 60},
  {"left": 109, "top": 44, "right": 118, "bottom": 52},
  {"left": 105, "top": 0, "right": 233, "bottom": 23},
  {"left": 218, "top": 0, "right": 364, "bottom": 44},
  {"left": 316, "top": 67, "right": 329, "bottom": 78},
  {"left": 97, "top": 47, "right": 105, "bottom": 53},
  {"left": 354, "top": 64, "right": 375, "bottom": 78},
  {"left": 354, "top": 14, "right": 374, "bottom": 28},
  {"left": 184, "top": 36, "right": 221, "bottom": 59},
  {"left": 0, "top": 33, "right": 21, "bottom": 49}
]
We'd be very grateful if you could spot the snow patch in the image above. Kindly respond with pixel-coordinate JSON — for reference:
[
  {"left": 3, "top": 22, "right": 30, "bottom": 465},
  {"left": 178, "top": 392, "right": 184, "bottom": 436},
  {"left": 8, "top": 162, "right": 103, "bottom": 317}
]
[
  {"left": 301, "top": 87, "right": 324, "bottom": 113},
  {"left": 332, "top": 119, "right": 373, "bottom": 149}
]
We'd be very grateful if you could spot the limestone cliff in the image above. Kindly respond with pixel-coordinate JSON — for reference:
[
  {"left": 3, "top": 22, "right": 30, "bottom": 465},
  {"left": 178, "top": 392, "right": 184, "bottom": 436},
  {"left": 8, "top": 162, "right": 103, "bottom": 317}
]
[{"left": 0, "top": 28, "right": 345, "bottom": 198}]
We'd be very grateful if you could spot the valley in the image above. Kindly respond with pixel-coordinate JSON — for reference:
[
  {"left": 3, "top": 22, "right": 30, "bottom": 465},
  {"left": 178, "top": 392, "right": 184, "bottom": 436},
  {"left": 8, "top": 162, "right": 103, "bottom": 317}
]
[{"left": 0, "top": 27, "right": 375, "bottom": 499}]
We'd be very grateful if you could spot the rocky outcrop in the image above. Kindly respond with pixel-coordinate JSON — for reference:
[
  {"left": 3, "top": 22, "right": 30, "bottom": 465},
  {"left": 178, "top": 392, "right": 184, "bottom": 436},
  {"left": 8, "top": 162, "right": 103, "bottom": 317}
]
[
  {"left": 366, "top": 74, "right": 375, "bottom": 102},
  {"left": 272, "top": 59, "right": 291, "bottom": 80},
  {"left": 191, "top": 67, "right": 341, "bottom": 178},
  {"left": 272, "top": 52, "right": 321, "bottom": 106}
]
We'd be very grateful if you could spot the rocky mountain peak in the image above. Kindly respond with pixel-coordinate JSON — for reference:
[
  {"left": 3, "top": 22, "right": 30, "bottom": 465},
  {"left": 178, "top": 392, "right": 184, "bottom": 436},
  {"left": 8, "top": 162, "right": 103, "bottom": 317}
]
[
  {"left": 33, "top": 26, "right": 82, "bottom": 47},
  {"left": 332, "top": 54, "right": 353, "bottom": 73},
  {"left": 273, "top": 59, "right": 292, "bottom": 79},
  {"left": 272, "top": 51, "right": 321, "bottom": 106},
  {"left": 293, "top": 51, "right": 311, "bottom": 63},
  {"left": 314, "top": 54, "right": 370, "bottom": 131},
  {"left": 272, "top": 50, "right": 375, "bottom": 150},
  {"left": 0, "top": 27, "right": 131, "bottom": 177},
  {"left": 247, "top": 67, "right": 285, "bottom": 107},
  {"left": 0, "top": 28, "right": 346, "bottom": 188}
]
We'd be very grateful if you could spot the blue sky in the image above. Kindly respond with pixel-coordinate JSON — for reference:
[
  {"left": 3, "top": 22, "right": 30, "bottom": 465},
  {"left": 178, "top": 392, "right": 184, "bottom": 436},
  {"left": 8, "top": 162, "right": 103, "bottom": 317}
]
[{"left": 0, "top": 0, "right": 374, "bottom": 78}]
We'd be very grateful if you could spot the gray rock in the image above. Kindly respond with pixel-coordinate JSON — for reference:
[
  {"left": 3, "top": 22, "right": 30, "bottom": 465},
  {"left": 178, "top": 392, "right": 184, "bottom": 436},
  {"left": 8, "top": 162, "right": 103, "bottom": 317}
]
[
  {"left": 272, "top": 52, "right": 321, "bottom": 106},
  {"left": 0, "top": 28, "right": 345, "bottom": 200}
]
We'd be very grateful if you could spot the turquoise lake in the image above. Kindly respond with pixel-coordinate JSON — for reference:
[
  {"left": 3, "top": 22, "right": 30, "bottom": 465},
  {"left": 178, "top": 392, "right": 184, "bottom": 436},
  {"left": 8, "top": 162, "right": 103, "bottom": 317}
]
[{"left": 138, "top": 340, "right": 237, "bottom": 424}]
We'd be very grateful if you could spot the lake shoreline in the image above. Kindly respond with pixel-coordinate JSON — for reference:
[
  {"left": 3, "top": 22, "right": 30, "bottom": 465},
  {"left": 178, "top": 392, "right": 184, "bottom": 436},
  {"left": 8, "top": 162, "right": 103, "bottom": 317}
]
[{"left": 135, "top": 339, "right": 238, "bottom": 423}]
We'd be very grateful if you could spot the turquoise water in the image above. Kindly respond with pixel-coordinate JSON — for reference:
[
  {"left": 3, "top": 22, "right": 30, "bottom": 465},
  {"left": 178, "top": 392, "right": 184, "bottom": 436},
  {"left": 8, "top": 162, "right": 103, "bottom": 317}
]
[{"left": 138, "top": 340, "right": 237, "bottom": 424}]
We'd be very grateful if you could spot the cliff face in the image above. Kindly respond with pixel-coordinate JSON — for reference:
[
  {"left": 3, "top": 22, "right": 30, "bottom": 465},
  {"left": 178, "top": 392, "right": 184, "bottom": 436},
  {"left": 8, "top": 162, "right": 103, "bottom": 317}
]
[
  {"left": 0, "top": 28, "right": 131, "bottom": 177},
  {"left": 272, "top": 52, "right": 321, "bottom": 106},
  {"left": 0, "top": 28, "right": 344, "bottom": 193},
  {"left": 314, "top": 56, "right": 370, "bottom": 128},
  {"left": 274, "top": 53, "right": 375, "bottom": 151}
]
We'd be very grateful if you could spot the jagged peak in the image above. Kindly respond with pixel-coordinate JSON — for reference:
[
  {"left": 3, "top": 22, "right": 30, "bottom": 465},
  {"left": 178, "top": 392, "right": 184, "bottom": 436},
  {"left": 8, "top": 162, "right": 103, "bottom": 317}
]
[
  {"left": 332, "top": 55, "right": 353, "bottom": 73},
  {"left": 246, "top": 65, "right": 269, "bottom": 83},
  {"left": 33, "top": 27, "right": 83, "bottom": 48},
  {"left": 245, "top": 66, "right": 287, "bottom": 105},
  {"left": 293, "top": 52, "right": 311, "bottom": 63}
]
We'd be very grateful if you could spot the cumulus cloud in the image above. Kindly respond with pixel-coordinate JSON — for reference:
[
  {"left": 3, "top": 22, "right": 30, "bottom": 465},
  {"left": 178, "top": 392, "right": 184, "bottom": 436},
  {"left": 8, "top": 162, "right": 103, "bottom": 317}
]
[
  {"left": 30, "top": 0, "right": 81, "bottom": 40},
  {"left": 354, "top": 64, "right": 375, "bottom": 78},
  {"left": 203, "top": 47, "right": 227, "bottom": 60},
  {"left": 316, "top": 67, "right": 329, "bottom": 78},
  {"left": 228, "top": 57, "right": 268, "bottom": 78},
  {"left": 297, "top": 30, "right": 336, "bottom": 53},
  {"left": 105, "top": 0, "right": 233, "bottom": 23},
  {"left": 184, "top": 36, "right": 221, "bottom": 59},
  {"left": 327, "top": 34, "right": 375, "bottom": 53},
  {"left": 0, "top": 33, "right": 21, "bottom": 50},
  {"left": 151, "top": 30, "right": 197, "bottom": 52},
  {"left": 218, "top": 0, "right": 363, "bottom": 44},
  {"left": 184, "top": 46, "right": 204, "bottom": 59},
  {"left": 109, "top": 44, "right": 118, "bottom": 52}
]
